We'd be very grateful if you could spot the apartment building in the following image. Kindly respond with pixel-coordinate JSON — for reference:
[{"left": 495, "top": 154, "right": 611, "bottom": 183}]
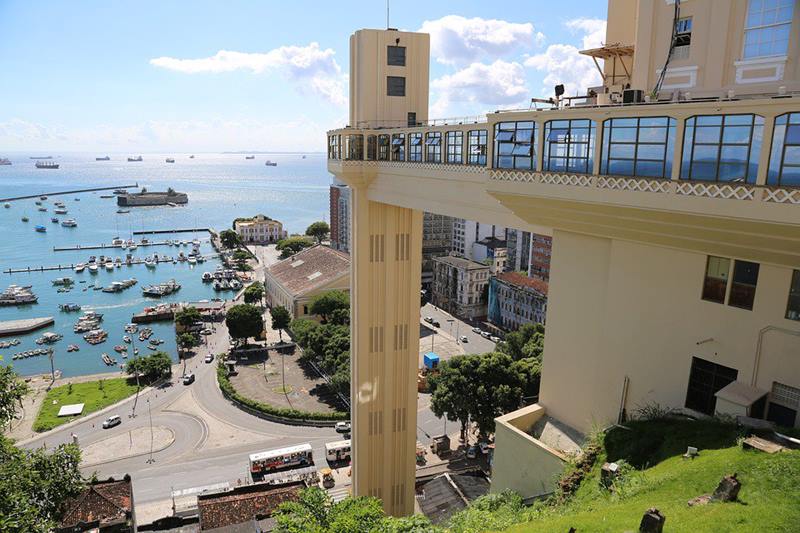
[
  {"left": 422, "top": 212, "right": 454, "bottom": 289},
  {"left": 431, "top": 255, "right": 490, "bottom": 320},
  {"left": 505, "top": 228, "right": 532, "bottom": 274},
  {"left": 452, "top": 219, "right": 505, "bottom": 261},
  {"left": 233, "top": 215, "right": 286, "bottom": 244},
  {"left": 487, "top": 272, "right": 548, "bottom": 330},
  {"left": 529, "top": 234, "right": 552, "bottom": 282},
  {"left": 328, "top": 0, "right": 800, "bottom": 513},
  {"left": 329, "top": 179, "right": 351, "bottom": 253}
]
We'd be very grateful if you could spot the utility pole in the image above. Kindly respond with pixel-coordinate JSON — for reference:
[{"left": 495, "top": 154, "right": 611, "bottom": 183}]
[
  {"left": 48, "top": 348, "right": 55, "bottom": 383},
  {"left": 146, "top": 397, "right": 155, "bottom": 464},
  {"left": 131, "top": 334, "right": 140, "bottom": 418}
]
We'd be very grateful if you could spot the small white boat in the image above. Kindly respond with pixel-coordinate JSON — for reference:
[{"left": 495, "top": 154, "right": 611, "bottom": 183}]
[
  {"left": 144, "top": 258, "right": 157, "bottom": 269},
  {"left": 61, "top": 219, "right": 77, "bottom": 227},
  {"left": 74, "top": 263, "right": 86, "bottom": 273},
  {"left": 188, "top": 256, "right": 197, "bottom": 265},
  {"left": 202, "top": 272, "right": 213, "bottom": 282},
  {"left": 88, "top": 264, "right": 98, "bottom": 274}
]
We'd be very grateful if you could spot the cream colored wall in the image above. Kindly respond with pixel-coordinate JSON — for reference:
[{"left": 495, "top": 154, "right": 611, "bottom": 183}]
[
  {"left": 540, "top": 229, "right": 800, "bottom": 434},
  {"left": 491, "top": 405, "right": 567, "bottom": 501},
  {"left": 629, "top": 0, "right": 800, "bottom": 96},
  {"left": 294, "top": 276, "right": 351, "bottom": 319},
  {"left": 350, "top": 29, "right": 430, "bottom": 128}
]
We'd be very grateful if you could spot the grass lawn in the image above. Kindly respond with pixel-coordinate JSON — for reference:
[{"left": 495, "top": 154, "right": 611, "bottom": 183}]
[
  {"left": 506, "top": 419, "right": 800, "bottom": 532},
  {"left": 33, "top": 378, "right": 139, "bottom": 432}
]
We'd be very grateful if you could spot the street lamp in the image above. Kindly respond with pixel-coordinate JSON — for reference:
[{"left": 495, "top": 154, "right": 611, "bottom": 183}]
[{"left": 146, "top": 397, "right": 155, "bottom": 464}]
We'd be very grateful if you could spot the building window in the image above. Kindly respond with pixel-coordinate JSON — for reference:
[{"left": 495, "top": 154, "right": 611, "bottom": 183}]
[
  {"left": 467, "top": 130, "right": 487, "bottom": 165},
  {"left": 387, "top": 76, "right": 406, "bottom": 97},
  {"left": 728, "top": 260, "right": 760, "bottom": 310},
  {"left": 409, "top": 132, "right": 423, "bottom": 162},
  {"left": 494, "top": 121, "right": 537, "bottom": 170},
  {"left": 767, "top": 381, "right": 799, "bottom": 427},
  {"left": 366, "top": 135, "right": 377, "bottom": 161},
  {"left": 344, "top": 134, "right": 363, "bottom": 160},
  {"left": 681, "top": 114, "right": 764, "bottom": 183},
  {"left": 702, "top": 256, "right": 730, "bottom": 304},
  {"left": 671, "top": 17, "right": 692, "bottom": 60},
  {"left": 785, "top": 270, "right": 800, "bottom": 321},
  {"left": 767, "top": 113, "right": 800, "bottom": 187},
  {"left": 446, "top": 131, "right": 463, "bottom": 164},
  {"left": 543, "top": 119, "right": 596, "bottom": 174},
  {"left": 601, "top": 117, "right": 676, "bottom": 178},
  {"left": 743, "top": 0, "right": 794, "bottom": 59},
  {"left": 685, "top": 357, "right": 738, "bottom": 416},
  {"left": 378, "top": 134, "right": 390, "bottom": 161},
  {"left": 388, "top": 45, "right": 406, "bottom": 66},
  {"left": 425, "top": 132, "right": 442, "bottom": 163},
  {"left": 328, "top": 135, "right": 340, "bottom": 160},
  {"left": 391, "top": 133, "right": 405, "bottom": 161}
]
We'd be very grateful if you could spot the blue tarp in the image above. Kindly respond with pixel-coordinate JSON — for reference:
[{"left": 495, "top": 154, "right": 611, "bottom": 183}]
[{"left": 423, "top": 352, "right": 440, "bottom": 369}]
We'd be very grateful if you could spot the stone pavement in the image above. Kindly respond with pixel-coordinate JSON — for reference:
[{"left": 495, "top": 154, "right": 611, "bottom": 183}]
[{"left": 81, "top": 425, "right": 174, "bottom": 466}]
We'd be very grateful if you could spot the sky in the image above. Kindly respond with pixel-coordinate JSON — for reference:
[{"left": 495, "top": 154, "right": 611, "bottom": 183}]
[{"left": 0, "top": 0, "right": 607, "bottom": 152}]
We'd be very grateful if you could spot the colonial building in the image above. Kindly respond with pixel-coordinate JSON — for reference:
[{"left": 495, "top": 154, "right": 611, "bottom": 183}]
[
  {"left": 431, "top": 255, "right": 490, "bottom": 320},
  {"left": 263, "top": 244, "right": 350, "bottom": 319},
  {"left": 234, "top": 215, "right": 286, "bottom": 244},
  {"left": 488, "top": 271, "right": 548, "bottom": 330},
  {"left": 57, "top": 475, "right": 134, "bottom": 532}
]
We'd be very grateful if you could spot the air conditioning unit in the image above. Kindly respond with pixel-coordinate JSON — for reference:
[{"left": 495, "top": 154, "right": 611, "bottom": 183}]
[{"left": 623, "top": 89, "right": 644, "bottom": 104}]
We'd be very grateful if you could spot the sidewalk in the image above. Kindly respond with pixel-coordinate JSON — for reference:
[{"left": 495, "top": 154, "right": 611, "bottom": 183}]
[{"left": 81, "top": 425, "right": 174, "bottom": 466}]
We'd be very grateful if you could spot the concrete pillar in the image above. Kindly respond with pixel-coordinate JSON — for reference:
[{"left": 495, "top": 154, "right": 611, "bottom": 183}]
[{"left": 350, "top": 187, "right": 423, "bottom": 516}]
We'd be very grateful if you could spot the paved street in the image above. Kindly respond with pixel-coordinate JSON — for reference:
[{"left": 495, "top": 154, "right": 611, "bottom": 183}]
[{"left": 420, "top": 302, "right": 497, "bottom": 355}]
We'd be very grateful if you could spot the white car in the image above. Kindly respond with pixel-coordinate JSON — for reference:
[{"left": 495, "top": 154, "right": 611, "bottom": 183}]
[
  {"left": 102, "top": 415, "right": 121, "bottom": 429},
  {"left": 424, "top": 316, "right": 434, "bottom": 324},
  {"left": 481, "top": 331, "right": 492, "bottom": 339},
  {"left": 204, "top": 354, "right": 214, "bottom": 363},
  {"left": 472, "top": 327, "right": 481, "bottom": 334},
  {"left": 335, "top": 421, "right": 351, "bottom": 433},
  {"left": 460, "top": 335, "right": 469, "bottom": 343},
  {"left": 200, "top": 328, "right": 212, "bottom": 336},
  {"left": 490, "top": 335, "right": 500, "bottom": 343}
]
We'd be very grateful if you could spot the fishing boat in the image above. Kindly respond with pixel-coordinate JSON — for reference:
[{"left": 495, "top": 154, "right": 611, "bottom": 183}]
[
  {"left": 117, "top": 209, "right": 130, "bottom": 214},
  {"left": 102, "top": 281, "right": 125, "bottom": 293},
  {"left": 144, "top": 257, "right": 157, "bottom": 269},
  {"left": 54, "top": 208, "right": 68, "bottom": 215},
  {"left": 51, "top": 217, "right": 59, "bottom": 223},
  {"left": 99, "top": 194, "right": 114, "bottom": 199},
  {"left": 142, "top": 279, "right": 180, "bottom": 297},
  {"left": 67, "top": 344, "right": 79, "bottom": 352},
  {"left": 35, "top": 225, "right": 47, "bottom": 233},
  {"left": 123, "top": 335, "right": 131, "bottom": 344},
  {"left": 52, "top": 277, "right": 73, "bottom": 286},
  {"left": 113, "top": 189, "right": 127, "bottom": 195},
  {"left": 230, "top": 279, "right": 242, "bottom": 290},
  {"left": 59, "top": 303, "right": 81, "bottom": 312},
  {"left": 113, "top": 345, "right": 127, "bottom": 353},
  {"left": 189, "top": 155, "right": 195, "bottom": 159},
  {"left": 202, "top": 272, "right": 213, "bottom": 282},
  {"left": 61, "top": 219, "right": 77, "bottom": 227},
  {"left": 104, "top": 261, "right": 114, "bottom": 271},
  {"left": 101, "top": 353, "right": 116, "bottom": 365},
  {"left": 74, "top": 263, "right": 86, "bottom": 273},
  {"left": 84, "top": 329, "right": 108, "bottom": 345},
  {"left": 21, "top": 216, "right": 29, "bottom": 222},
  {"left": 4, "top": 203, "right": 10, "bottom": 208},
  {"left": 38, "top": 207, "right": 47, "bottom": 212},
  {"left": 0, "top": 158, "right": 11, "bottom": 165},
  {"left": 188, "top": 256, "right": 197, "bottom": 265},
  {"left": 245, "top": 155, "right": 255, "bottom": 159}
]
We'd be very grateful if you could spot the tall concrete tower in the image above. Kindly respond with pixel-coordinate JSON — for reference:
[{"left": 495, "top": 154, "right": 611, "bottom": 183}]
[{"left": 346, "top": 28, "right": 429, "bottom": 517}]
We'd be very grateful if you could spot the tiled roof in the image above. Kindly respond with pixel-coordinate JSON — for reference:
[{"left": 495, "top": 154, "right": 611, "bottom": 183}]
[
  {"left": 266, "top": 245, "right": 350, "bottom": 297},
  {"left": 495, "top": 271, "right": 549, "bottom": 296},
  {"left": 59, "top": 476, "right": 132, "bottom": 529},
  {"left": 197, "top": 481, "right": 303, "bottom": 531}
]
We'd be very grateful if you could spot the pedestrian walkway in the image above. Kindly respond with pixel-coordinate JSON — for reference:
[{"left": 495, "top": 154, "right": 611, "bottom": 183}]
[{"left": 81, "top": 425, "right": 174, "bottom": 466}]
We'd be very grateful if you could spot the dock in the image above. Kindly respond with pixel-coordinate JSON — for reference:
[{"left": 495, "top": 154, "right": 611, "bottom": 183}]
[
  {"left": 133, "top": 228, "right": 211, "bottom": 235},
  {"left": 0, "top": 184, "right": 139, "bottom": 203},
  {"left": 3, "top": 255, "right": 219, "bottom": 274},
  {"left": 52, "top": 240, "right": 207, "bottom": 252},
  {"left": 0, "top": 317, "right": 55, "bottom": 337}
]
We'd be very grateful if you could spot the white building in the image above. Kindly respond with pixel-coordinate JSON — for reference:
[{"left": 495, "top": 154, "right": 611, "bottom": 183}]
[
  {"left": 234, "top": 215, "right": 286, "bottom": 244},
  {"left": 431, "top": 255, "right": 490, "bottom": 320}
]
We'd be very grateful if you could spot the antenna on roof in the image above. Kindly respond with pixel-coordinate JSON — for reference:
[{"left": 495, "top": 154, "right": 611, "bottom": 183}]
[{"left": 387, "top": 0, "right": 390, "bottom": 29}]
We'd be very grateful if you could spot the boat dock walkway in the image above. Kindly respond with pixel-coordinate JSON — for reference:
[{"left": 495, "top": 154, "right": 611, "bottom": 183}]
[
  {"left": 0, "top": 317, "right": 55, "bottom": 337},
  {"left": 0, "top": 184, "right": 139, "bottom": 203},
  {"left": 133, "top": 228, "right": 211, "bottom": 235},
  {"left": 3, "top": 255, "right": 219, "bottom": 274},
  {"left": 52, "top": 240, "right": 205, "bottom": 252}
]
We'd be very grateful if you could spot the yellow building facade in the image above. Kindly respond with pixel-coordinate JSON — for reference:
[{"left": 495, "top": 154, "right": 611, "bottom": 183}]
[{"left": 330, "top": 1, "right": 800, "bottom": 512}]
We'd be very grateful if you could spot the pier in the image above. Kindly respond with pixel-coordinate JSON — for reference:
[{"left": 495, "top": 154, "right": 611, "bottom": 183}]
[
  {"left": 0, "top": 317, "right": 55, "bottom": 337},
  {"left": 3, "top": 255, "right": 219, "bottom": 274},
  {"left": 52, "top": 239, "right": 206, "bottom": 252},
  {"left": 133, "top": 228, "right": 211, "bottom": 235},
  {"left": 0, "top": 184, "right": 139, "bottom": 203}
]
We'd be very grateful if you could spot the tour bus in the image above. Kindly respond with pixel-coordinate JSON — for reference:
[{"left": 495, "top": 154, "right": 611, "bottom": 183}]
[
  {"left": 325, "top": 439, "right": 351, "bottom": 463},
  {"left": 249, "top": 443, "right": 313, "bottom": 474}
]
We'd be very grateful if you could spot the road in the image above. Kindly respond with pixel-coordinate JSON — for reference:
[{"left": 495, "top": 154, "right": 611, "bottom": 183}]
[{"left": 420, "top": 302, "right": 497, "bottom": 355}]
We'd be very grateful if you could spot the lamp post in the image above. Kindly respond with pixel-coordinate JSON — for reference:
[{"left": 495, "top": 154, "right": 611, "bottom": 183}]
[{"left": 146, "top": 397, "right": 155, "bottom": 464}]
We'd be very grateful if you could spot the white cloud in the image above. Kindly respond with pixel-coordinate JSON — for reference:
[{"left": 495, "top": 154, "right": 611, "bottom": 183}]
[
  {"left": 419, "top": 15, "right": 540, "bottom": 65},
  {"left": 0, "top": 117, "right": 329, "bottom": 152},
  {"left": 524, "top": 18, "right": 607, "bottom": 97},
  {"left": 150, "top": 43, "right": 347, "bottom": 106},
  {"left": 431, "top": 60, "right": 529, "bottom": 116}
]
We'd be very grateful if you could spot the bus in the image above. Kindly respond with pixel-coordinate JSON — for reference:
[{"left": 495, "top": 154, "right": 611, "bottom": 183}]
[
  {"left": 249, "top": 443, "right": 313, "bottom": 474},
  {"left": 325, "top": 439, "right": 351, "bottom": 463}
]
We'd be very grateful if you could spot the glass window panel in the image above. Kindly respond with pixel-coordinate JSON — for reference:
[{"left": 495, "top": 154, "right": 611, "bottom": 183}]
[
  {"left": 497, "top": 156, "right": 513, "bottom": 168},
  {"left": 548, "top": 128, "right": 569, "bottom": 141},
  {"left": 568, "top": 143, "right": 588, "bottom": 158},
  {"left": 548, "top": 157, "right": 567, "bottom": 171},
  {"left": 511, "top": 144, "right": 532, "bottom": 156},
  {"left": 720, "top": 145, "right": 749, "bottom": 162},
  {"left": 693, "top": 145, "right": 719, "bottom": 161},
  {"left": 786, "top": 270, "right": 800, "bottom": 321},
  {"left": 729, "top": 260, "right": 760, "bottom": 310},
  {"left": 608, "top": 159, "right": 635, "bottom": 175},
  {"left": 695, "top": 126, "right": 722, "bottom": 143},
  {"left": 691, "top": 161, "right": 719, "bottom": 180},
  {"left": 635, "top": 160, "right": 665, "bottom": 177},
  {"left": 550, "top": 120, "right": 570, "bottom": 128},
  {"left": 567, "top": 159, "right": 589, "bottom": 173},
  {"left": 778, "top": 165, "right": 800, "bottom": 185},
  {"left": 514, "top": 157, "right": 532, "bottom": 169},
  {"left": 498, "top": 143, "right": 514, "bottom": 155},
  {"left": 785, "top": 146, "right": 800, "bottom": 164},
  {"left": 636, "top": 144, "right": 667, "bottom": 160},
  {"left": 640, "top": 117, "right": 669, "bottom": 128},
  {"left": 785, "top": 124, "right": 800, "bottom": 144},
  {"left": 638, "top": 126, "right": 668, "bottom": 143},
  {"left": 496, "top": 131, "right": 514, "bottom": 142},
  {"left": 722, "top": 126, "right": 753, "bottom": 144},
  {"left": 718, "top": 162, "right": 748, "bottom": 181},
  {"left": 515, "top": 129, "right": 533, "bottom": 143},
  {"left": 609, "top": 144, "right": 636, "bottom": 159},
  {"left": 702, "top": 256, "right": 730, "bottom": 304},
  {"left": 611, "top": 118, "right": 639, "bottom": 127},
  {"left": 696, "top": 115, "right": 723, "bottom": 126},
  {"left": 610, "top": 127, "right": 637, "bottom": 142},
  {"left": 497, "top": 122, "right": 515, "bottom": 131}
]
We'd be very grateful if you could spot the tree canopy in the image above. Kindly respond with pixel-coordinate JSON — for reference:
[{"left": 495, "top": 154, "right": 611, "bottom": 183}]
[
  {"left": 274, "top": 487, "right": 386, "bottom": 533},
  {"left": 277, "top": 236, "right": 314, "bottom": 259},
  {"left": 244, "top": 282, "right": 265, "bottom": 305},
  {"left": 271, "top": 305, "right": 291, "bottom": 342},
  {"left": 125, "top": 351, "right": 173, "bottom": 381},
  {"left": 219, "top": 229, "right": 241, "bottom": 249},
  {"left": 0, "top": 365, "right": 29, "bottom": 430},
  {"left": 498, "top": 323, "right": 545, "bottom": 360},
  {"left": 291, "top": 315, "right": 351, "bottom": 398},
  {"left": 174, "top": 306, "right": 201, "bottom": 327},
  {"left": 177, "top": 332, "right": 198, "bottom": 350},
  {"left": 305, "top": 221, "right": 331, "bottom": 244},
  {"left": 309, "top": 290, "right": 349, "bottom": 323},
  {"left": 225, "top": 304, "right": 264, "bottom": 343}
]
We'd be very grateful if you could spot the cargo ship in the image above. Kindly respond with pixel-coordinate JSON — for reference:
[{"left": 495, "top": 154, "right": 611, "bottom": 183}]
[
  {"left": 127, "top": 156, "right": 143, "bottom": 162},
  {"left": 0, "top": 158, "right": 11, "bottom": 165},
  {"left": 35, "top": 161, "right": 59, "bottom": 169},
  {"left": 96, "top": 156, "right": 111, "bottom": 161}
]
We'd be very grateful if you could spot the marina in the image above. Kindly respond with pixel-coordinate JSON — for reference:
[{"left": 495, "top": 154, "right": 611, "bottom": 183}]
[{"left": 0, "top": 317, "right": 55, "bottom": 337}]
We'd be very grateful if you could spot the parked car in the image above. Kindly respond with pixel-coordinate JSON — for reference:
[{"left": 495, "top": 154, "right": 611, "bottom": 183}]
[
  {"left": 183, "top": 373, "right": 195, "bottom": 385},
  {"left": 432, "top": 320, "right": 441, "bottom": 328},
  {"left": 204, "top": 354, "right": 214, "bottom": 363},
  {"left": 472, "top": 327, "right": 481, "bottom": 334},
  {"left": 200, "top": 328, "right": 212, "bottom": 336},
  {"left": 424, "top": 316, "right": 434, "bottom": 324},
  {"left": 481, "top": 331, "right": 492, "bottom": 339},
  {"left": 490, "top": 335, "right": 500, "bottom": 343},
  {"left": 102, "top": 415, "right": 121, "bottom": 429},
  {"left": 460, "top": 335, "right": 469, "bottom": 343},
  {"left": 335, "top": 421, "right": 351, "bottom": 433},
  {"left": 466, "top": 445, "right": 479, "bottom": 459}
]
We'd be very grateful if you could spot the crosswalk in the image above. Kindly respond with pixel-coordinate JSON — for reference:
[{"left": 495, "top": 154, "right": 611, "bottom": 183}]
[{"left": 326, "top": 483, "right": 352, "bottom": 503}]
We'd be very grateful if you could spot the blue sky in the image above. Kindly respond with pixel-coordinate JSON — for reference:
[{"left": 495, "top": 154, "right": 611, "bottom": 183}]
[{"left": 0, "top": 0, "right": 607, "bottom": 152}]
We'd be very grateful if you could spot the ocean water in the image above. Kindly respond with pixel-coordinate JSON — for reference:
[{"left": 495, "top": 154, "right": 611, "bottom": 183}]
[{"left": 0, "top": 152, "right": 329, "bottom": 377}]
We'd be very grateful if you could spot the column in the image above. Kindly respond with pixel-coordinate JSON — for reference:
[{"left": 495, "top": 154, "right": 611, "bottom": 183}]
[{"left": 350, "top": 186, "right": 423, "bottom": 517}]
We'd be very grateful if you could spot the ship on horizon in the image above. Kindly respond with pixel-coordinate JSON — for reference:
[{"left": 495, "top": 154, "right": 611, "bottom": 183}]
[
  {"left": 96, "top": 156, "right": 111, "bottom": 161},
  {"left": 0, "top": 158, "right": 11, "bottom": 166},
  {"left": 127, "top": 156, "right": 143, "bottom": 162},
  {"left": 35, "top": 161, "right": 59, "bottom": 169},
  {"left": 30, "top": 156, "right": 53, "bottom": 160}
]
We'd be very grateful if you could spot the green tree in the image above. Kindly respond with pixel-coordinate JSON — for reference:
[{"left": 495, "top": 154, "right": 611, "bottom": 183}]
[
  {"left": 0, "top": 365, "right": 29, "bottom": 429},
  {"left": 125, "top": 352, "right": 173, "bottom": 381},
  {"left": 244, "top": 282, "right": 265, "bottom": 305},
  {"left": 309, "top": 290, "right": 349, "bottom": 323},
  {"left": 274, "top": 487, "right": 385, "bottom": 533},
  {"left": 497, "top": 323, "right": 545, "bottom": 361},
  {"left": 290, "top": 318, "right": 320, "bottom": 346},
  {"left": 378, "top": 514, "right": 438, "bottom": 532},
  {"left": 445, "top": 491, "right": 524, "bottom": 533},
  {"left": 276, "top": 236, "right": 314, "bottom": 259},
  {"left": 174, "top": 306, "right": 201, "bottom": 328},
  {"left": 219, "top": 229, "right": 241, "bottom": 249},
  {"left": 271, "top": 305, "right": 291, "bottom": 342},
  {"left": 429, "top": 355, "right": 476, "bottom": 441},
  {"left": 305, "top": 221, "right": 331, "bottom": 244},
  {"left": 225, "top": 304, "right": 264, "bottom": 344},
  {"left": 178, "top": 332, "right": 198, "bottom": 351}
]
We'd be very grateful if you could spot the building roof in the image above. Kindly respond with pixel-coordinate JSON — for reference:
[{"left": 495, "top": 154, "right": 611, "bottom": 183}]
[
  {"left": 417, "top": 473, "right": 490, "bottom": 525},
  {"left": 266, "top": 245, "right": 350, "bottom": 298},
  {"left": 58, "top": 476, "right": 132, "bottom": 530},
  {"left": 495, "top": 271, "right": 549, "bottom": 296},
  {"left": 715, "top": 381, "right": 768, "bottom": 406},
  {"left": 433, "top": 254, "right": 489, "bottom": 271},
  {"left": 197, "top": 481, "right": 304, "bottom": 531},
  {"left": 475, "top": 237, "right": 507, "bottom": 250}
]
